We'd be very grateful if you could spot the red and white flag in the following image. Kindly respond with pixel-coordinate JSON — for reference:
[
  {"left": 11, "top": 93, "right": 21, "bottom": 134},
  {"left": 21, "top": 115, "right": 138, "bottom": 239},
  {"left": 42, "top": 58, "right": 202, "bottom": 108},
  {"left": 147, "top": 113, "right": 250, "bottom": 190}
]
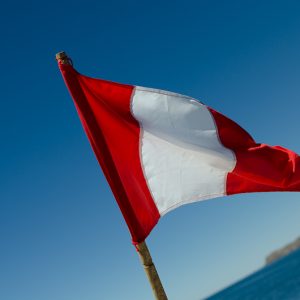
[{"left": 59, "top": 62, "right": 300, "bottom": 244}]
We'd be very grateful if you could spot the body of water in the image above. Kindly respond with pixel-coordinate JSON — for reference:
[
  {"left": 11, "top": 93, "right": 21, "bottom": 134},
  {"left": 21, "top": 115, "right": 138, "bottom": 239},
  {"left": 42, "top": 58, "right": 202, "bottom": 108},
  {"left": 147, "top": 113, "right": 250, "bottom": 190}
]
[{"left": 206, "top": 248, "right": 300, "bottom": 300}]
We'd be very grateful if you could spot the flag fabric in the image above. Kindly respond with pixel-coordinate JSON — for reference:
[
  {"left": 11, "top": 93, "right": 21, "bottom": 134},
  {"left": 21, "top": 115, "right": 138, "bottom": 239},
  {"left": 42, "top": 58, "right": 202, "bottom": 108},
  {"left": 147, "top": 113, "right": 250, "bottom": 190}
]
[{"left": 58, "top": 62, "right": 300, "bottom": 244}]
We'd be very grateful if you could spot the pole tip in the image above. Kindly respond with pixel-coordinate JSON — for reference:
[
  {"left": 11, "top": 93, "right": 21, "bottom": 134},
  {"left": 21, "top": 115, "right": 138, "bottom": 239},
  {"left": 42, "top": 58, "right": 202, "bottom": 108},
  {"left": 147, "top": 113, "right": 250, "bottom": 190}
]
[{"left": 55, "top": 51, "right": 72, "bottom": 65}]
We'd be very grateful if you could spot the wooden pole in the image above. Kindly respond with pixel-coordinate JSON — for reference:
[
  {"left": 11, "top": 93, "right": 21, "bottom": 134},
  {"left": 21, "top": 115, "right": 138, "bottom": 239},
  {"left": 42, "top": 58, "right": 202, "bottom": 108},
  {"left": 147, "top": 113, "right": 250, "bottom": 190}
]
[
  {"left": 56, "top": 51, "right": 168, "bottom": 300},
  {"left": 55, "top": 51, "right": 72, "bottom": 65},
  {"left": 136, "top": 241, "right": 168, "bottom": 300}
]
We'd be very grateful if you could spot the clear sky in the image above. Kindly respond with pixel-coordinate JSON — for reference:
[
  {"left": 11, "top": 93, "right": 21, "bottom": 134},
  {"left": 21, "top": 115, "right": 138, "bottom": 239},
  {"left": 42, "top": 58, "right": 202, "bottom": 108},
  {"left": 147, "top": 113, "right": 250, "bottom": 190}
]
[{"left": 1, "top": 1, "right": 300, "bottom": 299}]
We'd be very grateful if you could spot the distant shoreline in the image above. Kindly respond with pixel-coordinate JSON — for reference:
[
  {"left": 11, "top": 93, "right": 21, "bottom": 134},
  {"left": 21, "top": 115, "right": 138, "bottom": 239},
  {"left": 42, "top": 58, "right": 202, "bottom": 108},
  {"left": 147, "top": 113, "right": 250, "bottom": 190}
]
[{"left": 266, "top": 237, "right": 300, "bottom": 265}]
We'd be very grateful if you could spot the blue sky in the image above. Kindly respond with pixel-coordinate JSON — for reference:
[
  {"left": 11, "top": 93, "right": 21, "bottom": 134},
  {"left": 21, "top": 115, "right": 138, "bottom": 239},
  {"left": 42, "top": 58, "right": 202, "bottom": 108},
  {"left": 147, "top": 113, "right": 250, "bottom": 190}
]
[{"left": 1, "top": 1, "right": 300, "bottom": 299}]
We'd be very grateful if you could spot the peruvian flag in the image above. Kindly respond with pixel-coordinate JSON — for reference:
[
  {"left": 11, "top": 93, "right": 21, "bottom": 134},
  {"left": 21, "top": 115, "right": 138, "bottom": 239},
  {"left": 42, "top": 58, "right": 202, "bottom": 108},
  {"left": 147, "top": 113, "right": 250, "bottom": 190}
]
[{"left": 58, "top": 62, "right": 300, "bottom": 244}]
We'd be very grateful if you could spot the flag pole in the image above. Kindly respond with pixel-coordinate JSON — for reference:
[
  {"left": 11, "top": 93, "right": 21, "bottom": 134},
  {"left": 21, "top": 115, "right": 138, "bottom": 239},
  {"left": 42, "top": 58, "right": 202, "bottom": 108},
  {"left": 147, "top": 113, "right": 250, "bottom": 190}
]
[
  {"left": 136, "top": 241, "right": 168, "bottom": 300},
  {"left": 55, "top": 51, "right": 168, "bottom": 300},
  {"left": 56, "top": 51, "right": 72, "bottom": 65}
]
